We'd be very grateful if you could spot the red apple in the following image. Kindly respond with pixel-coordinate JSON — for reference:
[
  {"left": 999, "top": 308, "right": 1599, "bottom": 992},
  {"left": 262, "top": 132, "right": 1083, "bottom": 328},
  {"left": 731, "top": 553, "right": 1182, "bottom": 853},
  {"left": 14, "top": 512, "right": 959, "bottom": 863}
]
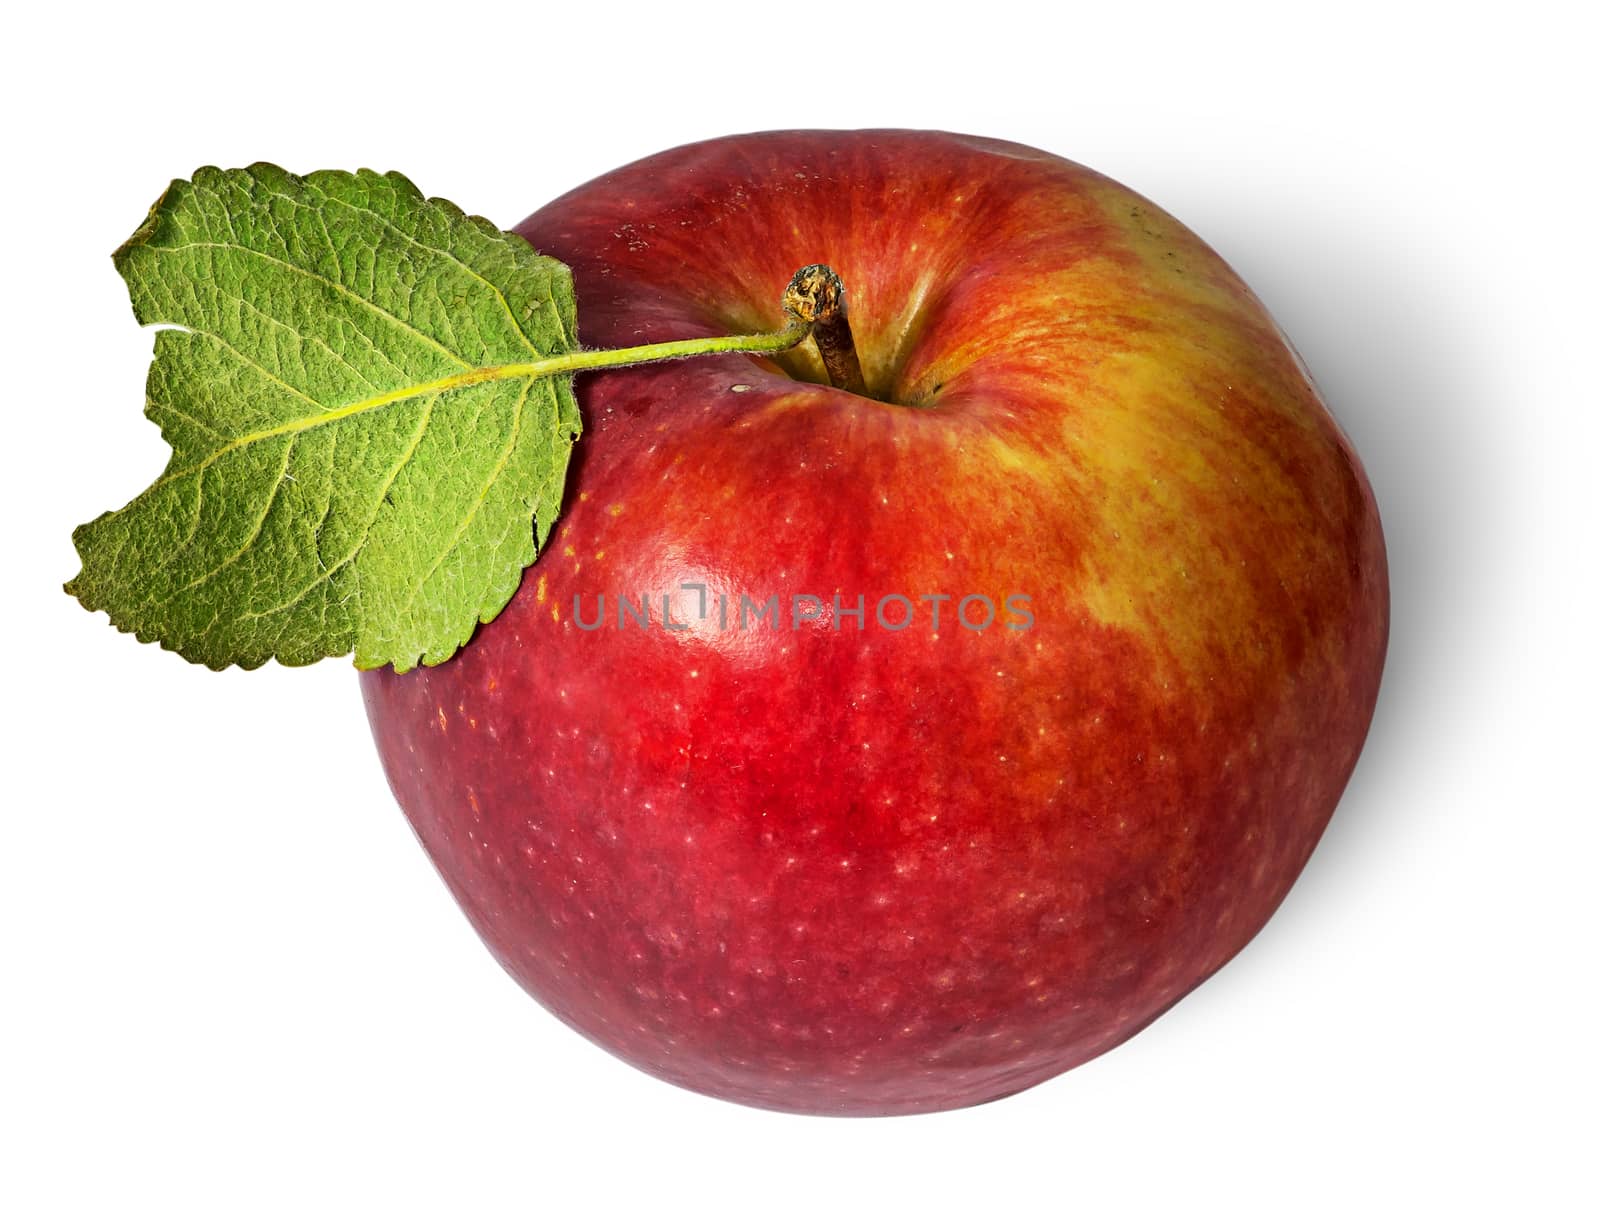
[{"left": 361, "top": 130, "right": 1387, "bottom": 1115}]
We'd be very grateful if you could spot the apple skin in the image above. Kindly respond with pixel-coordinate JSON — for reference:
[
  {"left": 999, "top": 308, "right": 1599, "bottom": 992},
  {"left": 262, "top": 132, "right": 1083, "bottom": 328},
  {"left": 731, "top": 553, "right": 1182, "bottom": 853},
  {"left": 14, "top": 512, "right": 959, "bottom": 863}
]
[{"left": 360, "top": 131, "right": 1387, "bottom": 1115}]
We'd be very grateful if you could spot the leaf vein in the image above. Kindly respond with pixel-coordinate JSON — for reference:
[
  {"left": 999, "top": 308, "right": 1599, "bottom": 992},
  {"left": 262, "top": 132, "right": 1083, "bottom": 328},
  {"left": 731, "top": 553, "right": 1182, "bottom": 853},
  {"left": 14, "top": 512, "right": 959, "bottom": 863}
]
[
  {"left": 322, "top": 191, "right": 545, "bottom": 360},
  {"left": 161, "top": 435, "right": 297, "bottom": 604},
  {"left": 398, "top": 379, "right": 533, "bottom": 623},
  {"left": 146, "top": 239, "right": 470, "bottom": 370},
  {"left": 243, "top": 391, "right": 441, "bottom": 623}
]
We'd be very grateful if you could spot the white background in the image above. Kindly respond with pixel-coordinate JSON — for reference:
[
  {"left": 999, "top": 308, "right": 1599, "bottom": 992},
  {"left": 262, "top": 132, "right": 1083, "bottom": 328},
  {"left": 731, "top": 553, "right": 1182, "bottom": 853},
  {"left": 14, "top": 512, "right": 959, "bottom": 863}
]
[{"left": 3, "top": 2, "right": 1593, "bottom": 1210}]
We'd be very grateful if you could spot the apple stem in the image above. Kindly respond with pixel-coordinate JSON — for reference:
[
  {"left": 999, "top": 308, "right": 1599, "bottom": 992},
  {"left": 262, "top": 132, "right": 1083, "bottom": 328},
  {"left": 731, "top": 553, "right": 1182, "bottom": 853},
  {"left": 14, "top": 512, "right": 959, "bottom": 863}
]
[
  {"left": 407, "top": 267, "right": 868, "bottom": 401},
  {"left": 782, "top": 264, "right": 870, "bottom": 397}
]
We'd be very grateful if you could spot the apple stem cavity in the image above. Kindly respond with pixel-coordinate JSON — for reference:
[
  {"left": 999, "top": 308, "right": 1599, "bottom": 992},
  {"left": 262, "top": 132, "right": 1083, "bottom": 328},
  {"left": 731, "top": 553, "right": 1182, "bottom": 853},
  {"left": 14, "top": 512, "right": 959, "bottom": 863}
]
[{"left": 782, "top": 264, "right": 870, "bottom": 397}]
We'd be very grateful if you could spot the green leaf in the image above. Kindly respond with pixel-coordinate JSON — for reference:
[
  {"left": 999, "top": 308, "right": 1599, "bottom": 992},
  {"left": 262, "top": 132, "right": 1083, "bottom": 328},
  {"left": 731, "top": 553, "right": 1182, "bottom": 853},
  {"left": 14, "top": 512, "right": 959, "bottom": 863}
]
[{"left": 66, "top": 165, "right": 581, "bottom": 672}]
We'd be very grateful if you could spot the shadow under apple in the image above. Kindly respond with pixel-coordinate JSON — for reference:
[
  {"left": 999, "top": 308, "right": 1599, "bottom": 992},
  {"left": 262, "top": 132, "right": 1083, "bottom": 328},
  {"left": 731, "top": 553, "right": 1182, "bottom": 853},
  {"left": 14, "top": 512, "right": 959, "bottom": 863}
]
[{"left": 1166, "top": 184, "right": 1502, "bottom": 988}]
